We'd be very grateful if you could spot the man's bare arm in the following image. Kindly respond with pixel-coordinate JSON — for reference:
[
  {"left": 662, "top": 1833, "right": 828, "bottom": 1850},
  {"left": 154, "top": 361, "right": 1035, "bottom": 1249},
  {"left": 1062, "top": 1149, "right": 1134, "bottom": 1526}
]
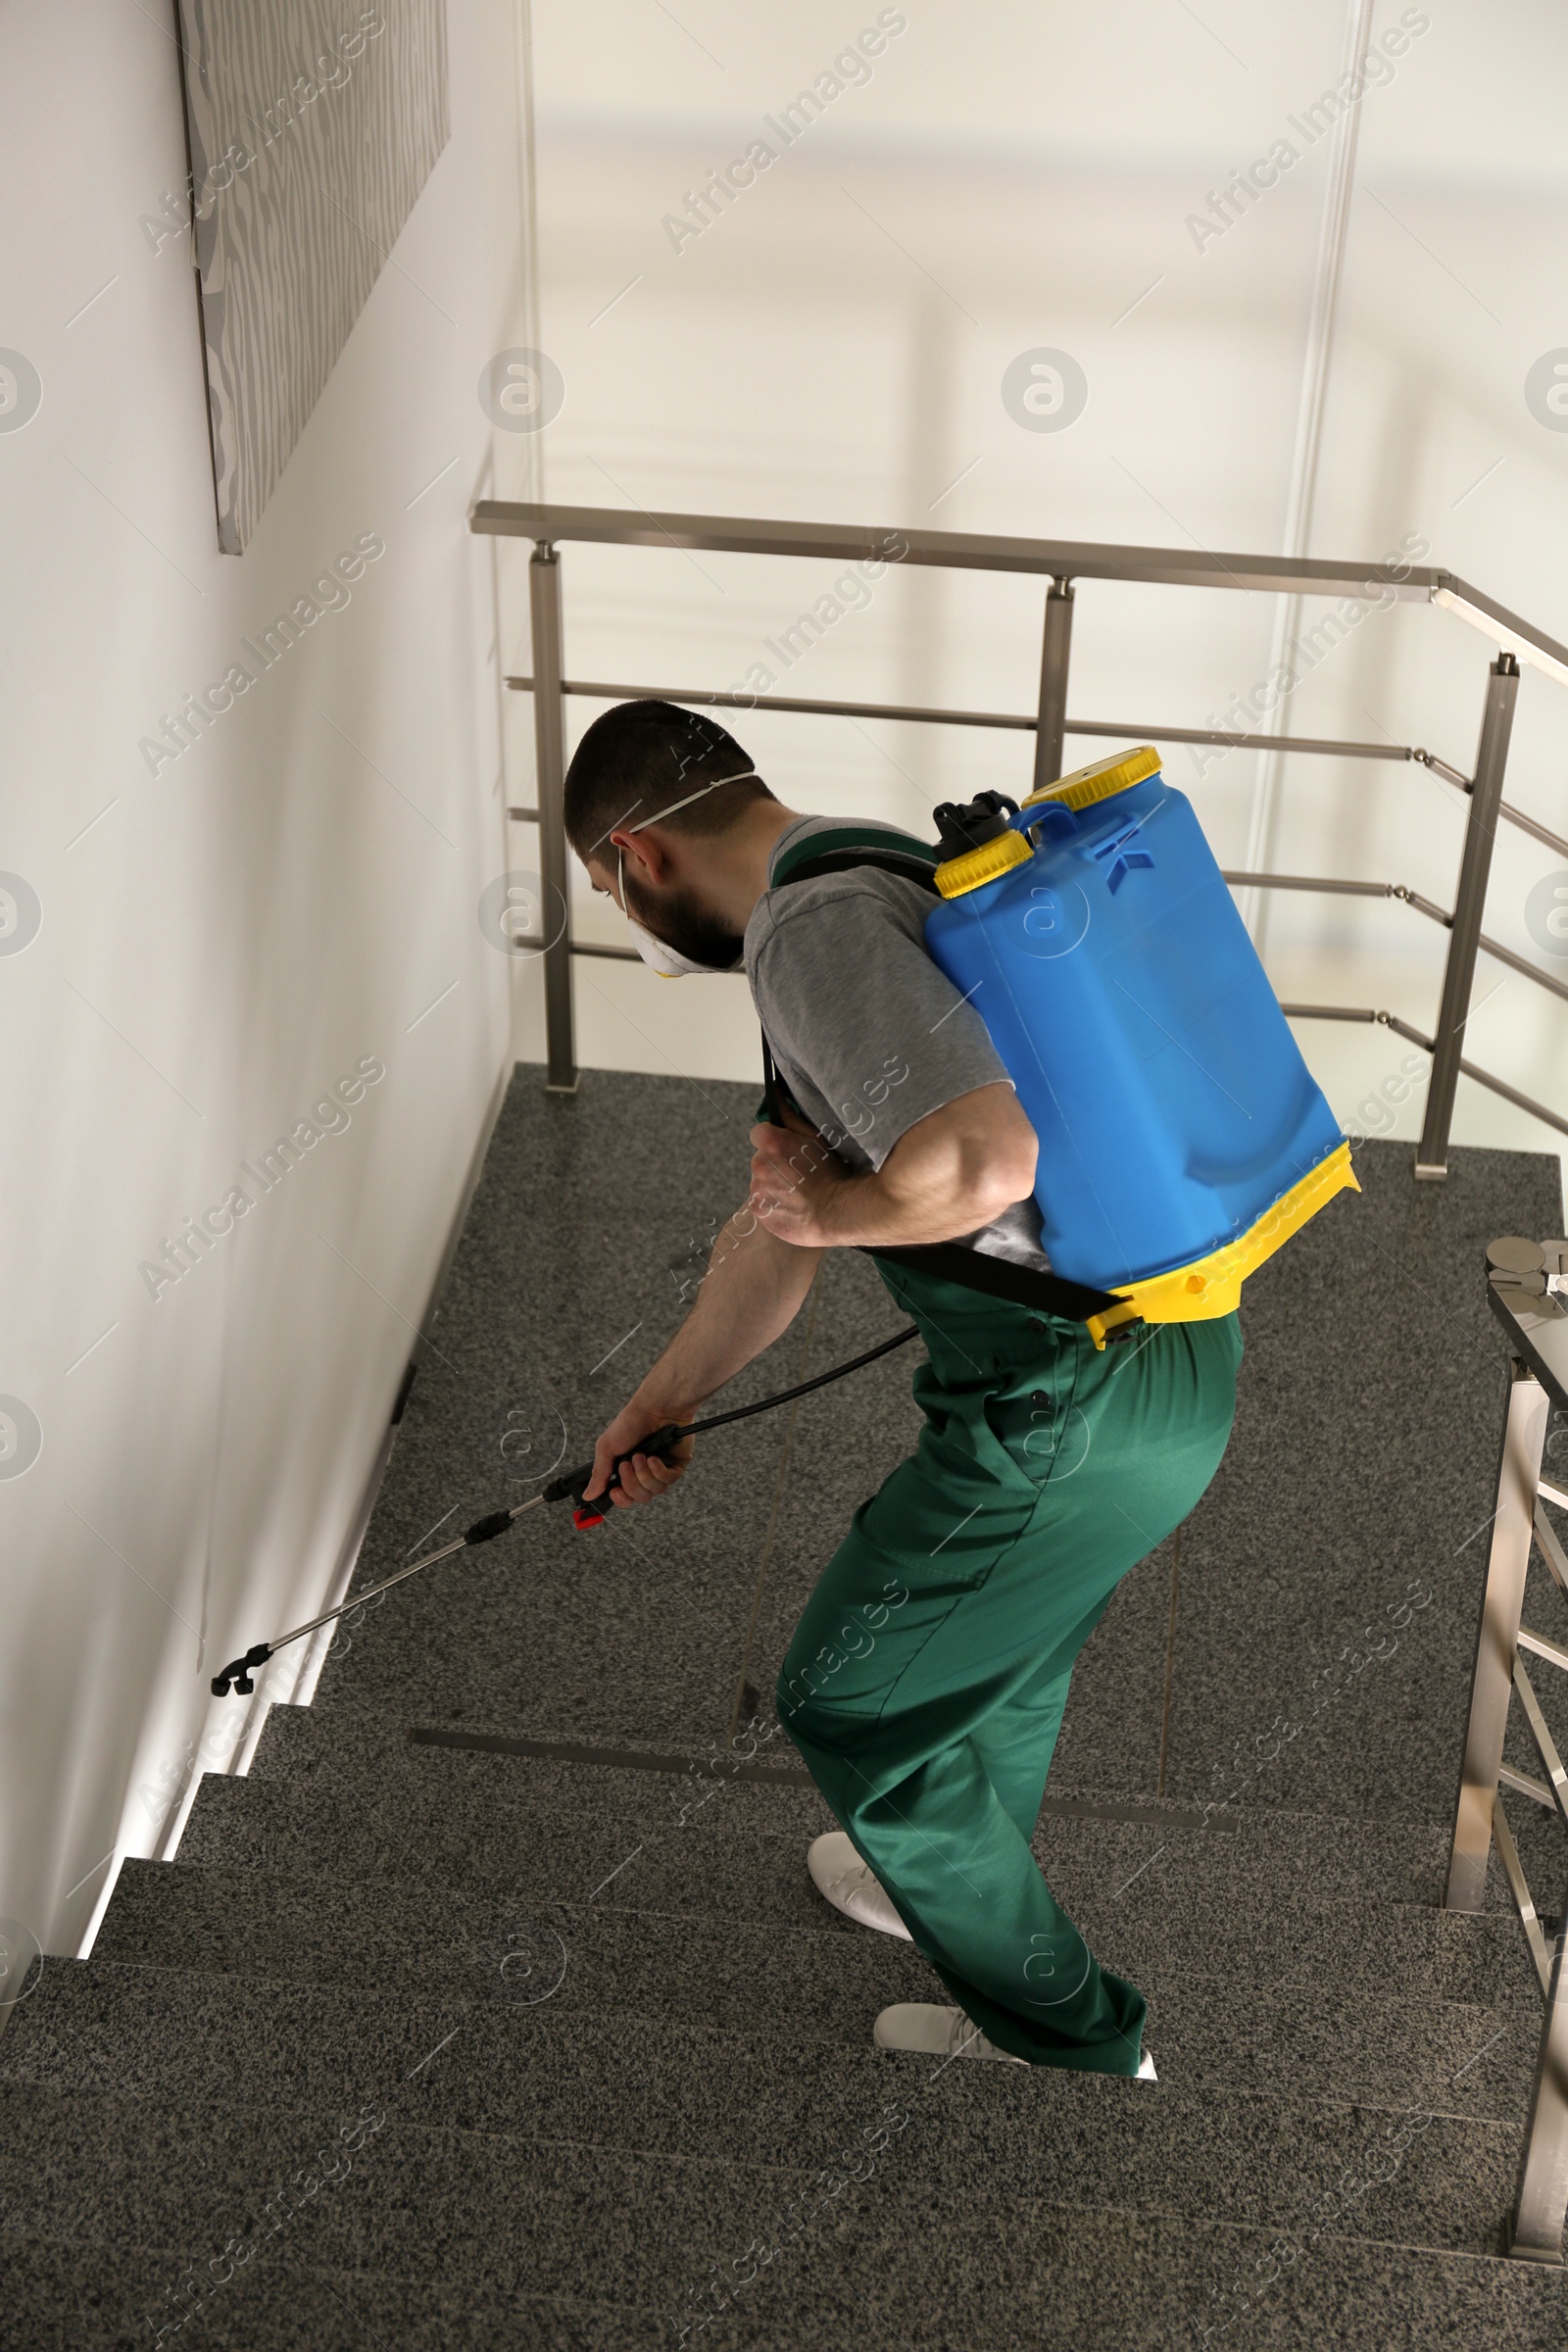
[
  {"left": 749, "top": 1083, "right": 1038, "bottom": 1250},
  {"left": 585, "top": 1203, "right": 821, "bottom": 1506},
  {"left": 588, "top": 1086, "right": 1035, "bottom": 1505}
]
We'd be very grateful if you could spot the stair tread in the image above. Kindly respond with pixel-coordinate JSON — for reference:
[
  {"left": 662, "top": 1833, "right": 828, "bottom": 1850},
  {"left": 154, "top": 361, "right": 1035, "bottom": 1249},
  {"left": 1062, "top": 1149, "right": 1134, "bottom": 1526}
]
[
  {"left": 92, "top": 1853, "right": 1551, "bottom": 2079},
  {"left": 176, "top": 1739, "right": 1509, "bottom": 1927},
  {"left": 0, "top": 2071, "right": 1535, "bottom": 2285},
  {"left": 9, "top": 2192, "right": 1568, "bottom": 2352},
  {"left": 17, "top": 1941, "right": 1536, "bottom": 2114},
  {"left": 246, "top": 1703, "right": 1498, "bottom": 1864},
  {"left": 97, "top": 1855, "right": 1545, "bottom": 2032},
  {"left": 0, "top": 1966, "right": 1542, "bottom": 2258}
]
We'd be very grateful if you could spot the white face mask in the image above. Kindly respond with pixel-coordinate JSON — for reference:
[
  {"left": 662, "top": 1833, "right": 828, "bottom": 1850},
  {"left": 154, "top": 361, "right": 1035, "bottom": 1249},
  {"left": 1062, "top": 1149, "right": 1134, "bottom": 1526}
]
[
  {"left": 620, "top": 887, "right": 738, "bottom": 977},
  {"left": 612, "top": 770, "right": 758, "bottom": 977}
]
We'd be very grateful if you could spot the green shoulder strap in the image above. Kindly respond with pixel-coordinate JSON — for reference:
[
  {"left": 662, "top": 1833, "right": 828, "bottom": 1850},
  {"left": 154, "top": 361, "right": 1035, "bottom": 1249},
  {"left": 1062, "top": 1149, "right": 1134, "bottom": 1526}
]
[
  {"left": 758, "top": 822, "right": 940, "bottom": 1127},
  {"left": 769, "top": 823, "right": 940, "bottom": 893}
]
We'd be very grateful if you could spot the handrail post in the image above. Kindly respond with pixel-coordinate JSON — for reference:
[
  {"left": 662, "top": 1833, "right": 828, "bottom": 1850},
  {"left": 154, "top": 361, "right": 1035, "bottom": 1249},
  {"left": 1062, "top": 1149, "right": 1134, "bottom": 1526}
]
[
  {"left": 528, "top": 543, "right": 576, "bottom": 1094},
  {"left": 1032, "top": 578, "right": 1074, "bottom": 794},
  {"left": 1415, "top": 653, "right": 1519, "bottom": 1178},
  {"left": 1445, "top": 1359, "right": 1549, "bottom": 1911},
  {"left": 1513, "top": 1890, "right": 1568, "bottom": 2262}
]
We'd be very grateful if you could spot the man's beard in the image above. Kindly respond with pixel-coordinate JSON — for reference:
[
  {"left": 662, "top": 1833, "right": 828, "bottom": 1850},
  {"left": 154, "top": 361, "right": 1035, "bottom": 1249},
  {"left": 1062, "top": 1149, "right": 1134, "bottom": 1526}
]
[{"left": 623, "top": 868, "right": 744, "bottom": 970}]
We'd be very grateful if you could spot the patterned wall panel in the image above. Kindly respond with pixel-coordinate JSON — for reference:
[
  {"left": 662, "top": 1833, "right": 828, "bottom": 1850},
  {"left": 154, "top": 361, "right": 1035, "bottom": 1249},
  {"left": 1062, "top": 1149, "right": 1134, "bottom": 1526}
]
[{"left": 175, "top": 0, "right": 449, "bottom": 553}]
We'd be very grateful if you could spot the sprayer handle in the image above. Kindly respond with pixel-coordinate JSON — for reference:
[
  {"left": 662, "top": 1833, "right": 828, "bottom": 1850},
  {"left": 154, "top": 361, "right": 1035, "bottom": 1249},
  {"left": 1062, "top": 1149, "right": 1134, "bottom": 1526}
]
[{"left": 547, "top": 1423, "right": 688, "bottom": 1529}]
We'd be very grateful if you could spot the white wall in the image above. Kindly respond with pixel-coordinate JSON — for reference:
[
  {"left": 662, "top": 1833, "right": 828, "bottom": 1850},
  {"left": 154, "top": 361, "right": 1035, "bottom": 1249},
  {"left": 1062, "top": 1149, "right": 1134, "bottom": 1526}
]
[
  {"left": 511, "top": 0, "right": 1568, "bottom": 1187},
  {"left": 0, "top": 1, "right": 532, "bottom": 1962}
]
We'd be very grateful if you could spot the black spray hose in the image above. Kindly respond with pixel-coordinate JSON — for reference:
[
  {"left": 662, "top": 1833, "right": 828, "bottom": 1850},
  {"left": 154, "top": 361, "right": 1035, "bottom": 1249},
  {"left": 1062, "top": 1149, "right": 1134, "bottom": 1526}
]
[{"left": 211, "top": 1322, "right": 920, "bottom": 1695}]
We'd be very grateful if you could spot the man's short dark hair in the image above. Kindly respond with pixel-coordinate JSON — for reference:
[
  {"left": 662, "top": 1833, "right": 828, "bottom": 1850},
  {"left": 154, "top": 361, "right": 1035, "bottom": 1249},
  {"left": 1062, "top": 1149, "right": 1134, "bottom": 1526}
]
[{"left": 564, "top": 699, "right": 775, "bottom": 863}]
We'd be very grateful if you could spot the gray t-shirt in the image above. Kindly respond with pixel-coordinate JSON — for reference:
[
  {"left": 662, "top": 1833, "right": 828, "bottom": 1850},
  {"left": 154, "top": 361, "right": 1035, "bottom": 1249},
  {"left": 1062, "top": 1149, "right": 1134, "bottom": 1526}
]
[{"left": 744, "top": 814, "right": 1051, "bottom": 1272}]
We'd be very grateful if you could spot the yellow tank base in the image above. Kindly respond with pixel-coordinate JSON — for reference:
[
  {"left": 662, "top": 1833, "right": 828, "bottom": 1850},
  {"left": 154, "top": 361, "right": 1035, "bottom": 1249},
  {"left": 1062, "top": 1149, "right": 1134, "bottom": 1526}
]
[{"left": 1083, "top": 1141, "right": 1360, "bottom": 1349}]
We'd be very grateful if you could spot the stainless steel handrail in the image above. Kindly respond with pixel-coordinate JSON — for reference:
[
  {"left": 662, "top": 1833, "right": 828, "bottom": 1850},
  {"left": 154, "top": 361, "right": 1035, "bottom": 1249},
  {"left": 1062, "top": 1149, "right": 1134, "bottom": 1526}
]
[
  {"left": 503, "top": 677, "right": 1568, "bottom": 870},
  {"left": 472, "top": 502, "right": 1568, "bottom": 671},
  {"left": 1447, "top": 1262, "right": 1568, "bottom": 2262},
  {"left": 1225, "top": 870, "right": 1450, "bottom": 919},
  {"left": 501, "top": 671, "right": 1419, "bottom": 761},
  {"left": 1224, "top": 873, "right": 1568, "bottom": 1010},
  {"left": 1498, "top": 799, "right": 1568, "bottom": 862},
  {"left": 1274, "top": 1006, "right": 1568, "bottom": 1141},
  {"left": 504, "top": 674, "right": 1568, "bottom": 863},
  {"left": 472, "top": 500, "right": 1445, "bottom": 594},
  {"left": 473, "top": 502, "right": 1567, "bottom": 1167}
]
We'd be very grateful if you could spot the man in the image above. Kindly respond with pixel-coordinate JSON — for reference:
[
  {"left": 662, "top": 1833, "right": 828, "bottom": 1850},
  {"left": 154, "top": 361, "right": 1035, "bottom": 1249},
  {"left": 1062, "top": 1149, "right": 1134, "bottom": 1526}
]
[{"left": 568, "top": 698, "right": 1241, "bottom": 2075}]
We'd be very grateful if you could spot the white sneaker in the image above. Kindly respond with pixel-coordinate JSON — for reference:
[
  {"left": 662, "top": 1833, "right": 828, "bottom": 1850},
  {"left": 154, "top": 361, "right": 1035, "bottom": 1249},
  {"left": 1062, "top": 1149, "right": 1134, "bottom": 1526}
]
[
  {"left": 874, "top": 2001, "right": 1029, "bottom": 2065},
  {"left": 807, "top": 1831, "right": 912, "bottom": 1941}
]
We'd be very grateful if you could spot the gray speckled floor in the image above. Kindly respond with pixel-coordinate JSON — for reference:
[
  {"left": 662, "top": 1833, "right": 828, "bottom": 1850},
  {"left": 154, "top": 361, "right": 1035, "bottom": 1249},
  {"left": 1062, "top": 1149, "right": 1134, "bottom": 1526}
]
[{"left": 7, "top": 1065, "right": 1566, "bottom": 2347}]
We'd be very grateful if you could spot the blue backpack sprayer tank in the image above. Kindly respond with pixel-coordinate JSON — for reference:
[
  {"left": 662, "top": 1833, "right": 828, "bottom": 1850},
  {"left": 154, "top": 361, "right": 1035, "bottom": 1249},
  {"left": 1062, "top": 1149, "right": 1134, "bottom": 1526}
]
[{"left": 922, "top": 744, "right": 1358, "bottom": 1343}]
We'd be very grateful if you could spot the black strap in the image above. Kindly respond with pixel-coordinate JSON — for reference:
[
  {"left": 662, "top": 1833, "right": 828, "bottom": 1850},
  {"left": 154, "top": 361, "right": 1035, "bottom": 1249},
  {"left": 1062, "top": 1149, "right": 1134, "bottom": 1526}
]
[
  {"left": 760, "top": 831, "right": 940, "bottom": 1128},
  {"left": 862, "top": 1241, "right": 1123, "bottom": 1323},
  {"left": 759, "top": 1030, "right": 791, "bottom": 1129},
  {"left": 758, "top": 829, "right": 1134, "bottom": 1334}
]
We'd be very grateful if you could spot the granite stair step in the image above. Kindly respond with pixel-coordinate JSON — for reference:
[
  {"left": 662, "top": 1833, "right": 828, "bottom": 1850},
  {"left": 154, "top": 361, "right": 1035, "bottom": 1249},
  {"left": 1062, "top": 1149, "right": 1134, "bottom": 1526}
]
[
  {"left": 172, "top": 1730, "right": 1518, "bottom": 1972},
  {"left": 0, "top": 2057, "right": 1538, "bottom": 2321},
  {"left": 10, "top": 2190, "right": 1568, "bottom": 2352},
  {"left": 92, "top": 1853, "right": 1551, "bottom": 2117},
  {"left": 99, "top": 1849, "right": 1544, "bottom": 2028},
  {"left": 241, "top": 1700, "right": 1479, "bottom": 1903},
  {"left": 0, "top": 1955, "right": 1539, "bottom": 2237}
]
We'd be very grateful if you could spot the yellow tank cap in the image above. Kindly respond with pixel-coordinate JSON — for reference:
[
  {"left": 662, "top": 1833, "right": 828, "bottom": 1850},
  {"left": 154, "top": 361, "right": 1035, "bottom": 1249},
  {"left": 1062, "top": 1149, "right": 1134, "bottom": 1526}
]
[
  {"left": 933, "top": 828, "right": 1033, "bottom": 901},
  {"left": 1023, "top": 744, "right": 1161, "bottom": 814}
]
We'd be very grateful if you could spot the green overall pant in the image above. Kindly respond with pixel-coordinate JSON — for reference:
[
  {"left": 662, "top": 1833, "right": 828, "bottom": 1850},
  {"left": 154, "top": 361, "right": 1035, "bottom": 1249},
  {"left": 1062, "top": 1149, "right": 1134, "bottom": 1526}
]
[{"left": 778, "top": 1260, "right": 1243, "bottom": 2073}]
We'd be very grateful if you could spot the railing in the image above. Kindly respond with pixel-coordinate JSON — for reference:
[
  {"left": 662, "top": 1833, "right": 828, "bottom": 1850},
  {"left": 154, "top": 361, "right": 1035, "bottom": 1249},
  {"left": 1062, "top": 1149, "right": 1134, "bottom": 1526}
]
[
  {"left": 1447, "top": 1244, "right": 1568, "bottom": 2261},
  {"left": 469, "top": 501, "right": 1568, "bottom": 1168}
]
